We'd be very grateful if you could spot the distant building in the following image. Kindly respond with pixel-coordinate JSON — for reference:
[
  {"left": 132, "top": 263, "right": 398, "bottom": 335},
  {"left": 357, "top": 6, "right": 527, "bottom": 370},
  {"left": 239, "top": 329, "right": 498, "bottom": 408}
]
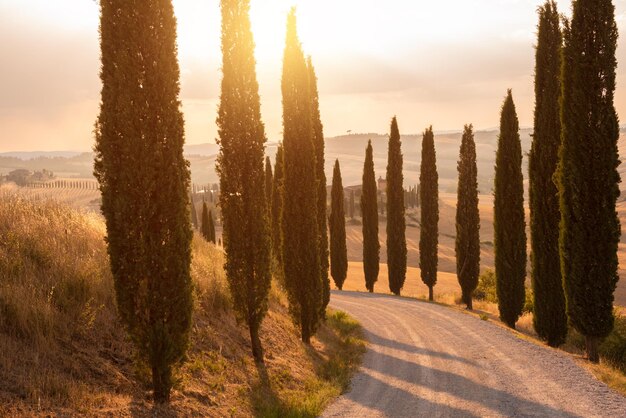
[{"left": 377, "top": 176, "right": 387, "bottom": 192}]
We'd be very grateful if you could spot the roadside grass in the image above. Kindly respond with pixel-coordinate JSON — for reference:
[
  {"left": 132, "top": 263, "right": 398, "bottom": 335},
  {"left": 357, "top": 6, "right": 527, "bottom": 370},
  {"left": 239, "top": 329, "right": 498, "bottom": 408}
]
[
  {"left": 0, "top": 191, "right": 367, "bottom": 417},
  {"left": 251, "top": 310, "right": 366, "bottom": 418}
]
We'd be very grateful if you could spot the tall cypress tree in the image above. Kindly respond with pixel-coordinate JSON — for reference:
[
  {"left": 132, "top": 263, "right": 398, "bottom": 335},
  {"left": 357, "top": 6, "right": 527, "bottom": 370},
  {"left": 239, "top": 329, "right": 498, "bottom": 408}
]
[
  {"left": 281, "top": 9, "right": 322, "bottom": 344},
  {"left": 190, "top": 192, "right": 198, "bottom": 230},
  {"left": 386, "top": 117, "right": 407, "bottom": 296},
  {"left": 330, "top": 159, "right": 348, "bottom": 290},
  {"left": 201, "top": 200, "right": 211, "bottom": 242},
  {"left": 455, "top": 124, "right": 480, "bottom": 310},
  {"left": 271, "top": 145, "right": 284, "bottom": 277},
  {"left": 530, "top": 1, "right": 567, "bottom": 347},
  {"left": 419, "top": 126, "right": 439, "bottom": 301},
  {"left": 216, "top": 0, "right": 271, "bottom": 362},
  {"left": 94, "top": 0, "right": 192, "bottom": 403},
  {"left": 349, "top": 190, "right": 355, "bottom": 219},
  {"left": 557, "top": 0, "right": 620, "bottom": 363},
  {"left": 307, "top": 57, "right": 330, "bottom": 318},
  {"left": 361, "top": 140, "right": 380, "bottom": 292},
  {"left": 265, "top": 156, "right": 273, "bottom": 211},
  {"left": 208, "top": 209, "right": 216, "bottom": 244},
  {"left": 494, "top": 90, "right": 527, "bottom": 329}
]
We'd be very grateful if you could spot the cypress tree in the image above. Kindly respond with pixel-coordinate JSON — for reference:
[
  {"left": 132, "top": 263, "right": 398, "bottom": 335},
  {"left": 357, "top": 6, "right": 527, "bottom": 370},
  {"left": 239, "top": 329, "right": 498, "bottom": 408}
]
[
  {"left": 281, "top": 9, "right": 322, "bottom": 344},
  {"left": 330, "top": 159, "right": 348, "bottom": 290},
  {"left": 94, "top": 0, "right": 193, "bottom": 403},
  {"left": 308, "top": 57, "right": 330, "bottom": 318},
  {"left": 208, "top": 209, "right": 216, "bottom": 244},
  {"left": 530, "top": 1, "right": 567, "bottom": 347},
  {"left": 190, "top": 192, "right": 198, "bottom": 230},
  {"left": 271, "top": 145, "right": 284, "bottom": 276},
  {"left": 419, "top": 126, "right": 439, "bottom": 301},
  {"left": 361, "top": 140, "right": 380, "bottom": 292},
  {"left": 494, "top": 90, "right": 527, "bottom": 329},
  {"left": 265, "top": 156, "right": 273, "bottom": 211},
  {"left": 349, "top": 190, "right": 355, "bottom": 219},
  {"left": 455, "top": 124, "right": 480, "bottom": 310},
  {"left": 201, "top": 201, "right": 211, "bottom": 242},
  {"left": 216, "top": 0, "right": 272, "bottom": 362},
  {"left": 557, "top": 0, "right": 620, "bottom": 363},
  {"left": 386, "top": 117, "right": 407, "bottom": 296}
]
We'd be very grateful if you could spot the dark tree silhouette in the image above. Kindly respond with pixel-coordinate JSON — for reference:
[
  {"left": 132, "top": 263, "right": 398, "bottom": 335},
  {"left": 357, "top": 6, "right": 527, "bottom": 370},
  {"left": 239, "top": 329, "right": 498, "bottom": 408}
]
[
  {"left": 308, "top": 57, "right": 330, "bottom": 318},
  {"left": 386, "top": 117, "right": 407, "bottom": 296},
  {"left": 281, "top": 9, "right": 322, "bottom": 344},
  {"left": 455, "top": 125, "right": 480, "bottom": 310},
  {"left": 557, "top": 0, "right": 620, "bottom": 363},
  {"left": 330, "top": 159, "right": 348, "bottom": 290},
  {"left": 94, "top": 0, "right": 193, "bottom": 403},
  {"left": 419, "top": 126, "right": 439, "bottom": 301},
  {"left": 494, "top": 90, "right": 527, "bottom": 329},
  {"left": 361, "top": 140, "right": 379, "bottom": 292},
  {"left": 216, "top": 0, "right": 271, "bottom": 362},
  {"left": 529, "top": 1, "right": 567, "bottom": 348}
]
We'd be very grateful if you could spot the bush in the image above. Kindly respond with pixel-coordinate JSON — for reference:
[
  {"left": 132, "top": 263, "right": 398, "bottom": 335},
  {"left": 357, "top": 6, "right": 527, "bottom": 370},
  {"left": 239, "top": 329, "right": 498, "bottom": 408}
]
[
  {"left": 523, "top": 285, "right": 534, "bottom": 314},
  {"left": 473, "top": 269, "right": 497, "bottom": 303},
  {"left": 566, "top": 311, "right": 626, "bottom": 373}
]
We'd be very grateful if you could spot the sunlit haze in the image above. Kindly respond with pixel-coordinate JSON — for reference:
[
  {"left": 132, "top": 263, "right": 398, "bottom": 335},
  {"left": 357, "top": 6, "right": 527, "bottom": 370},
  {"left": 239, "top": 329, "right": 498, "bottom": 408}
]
[{"left": 1, "top": 0, "right": 625, "bottom": 151}]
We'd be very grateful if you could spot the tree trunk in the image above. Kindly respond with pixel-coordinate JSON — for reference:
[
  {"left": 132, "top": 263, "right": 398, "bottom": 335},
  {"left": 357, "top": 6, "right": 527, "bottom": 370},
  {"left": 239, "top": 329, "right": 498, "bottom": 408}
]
[
  {"left": 428, "top": 286, "right": 434, "bottom": 301},
  {"left": 586, "top": 336, "right": 600, "bottom": 363},
  {"left": 464, "top": 293, "right": 473, "bottom": 310},
  {"left": 152, "top": 364, "right": 171, "bottom": 404},
  {"left": 369, "top": 288, "right": 374, "bottom": 293},
  {"left": 249, "top": 321, "right": 264, "bottom": 363}
]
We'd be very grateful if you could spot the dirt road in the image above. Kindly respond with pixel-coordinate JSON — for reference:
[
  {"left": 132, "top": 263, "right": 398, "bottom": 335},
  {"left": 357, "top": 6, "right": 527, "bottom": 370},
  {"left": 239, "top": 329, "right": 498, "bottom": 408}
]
[{"left": 323, "top": 291, "right": 626, "bottom": 418}]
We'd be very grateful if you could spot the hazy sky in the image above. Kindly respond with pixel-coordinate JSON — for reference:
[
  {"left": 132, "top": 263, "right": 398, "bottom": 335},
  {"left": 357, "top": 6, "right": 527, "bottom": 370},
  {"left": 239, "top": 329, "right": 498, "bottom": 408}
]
[{"left": 1, "top": 0, "right": 625, "bottom": 151}]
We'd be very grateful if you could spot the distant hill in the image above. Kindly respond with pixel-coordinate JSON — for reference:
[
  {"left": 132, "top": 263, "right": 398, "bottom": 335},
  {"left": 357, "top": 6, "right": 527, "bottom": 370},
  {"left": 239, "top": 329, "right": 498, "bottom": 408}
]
[
  {"left": 0, "top": 151, "right": 83, "bottom": 159},
  {"left": 4, "top": 129, "right": 626, "bottom": 192}
]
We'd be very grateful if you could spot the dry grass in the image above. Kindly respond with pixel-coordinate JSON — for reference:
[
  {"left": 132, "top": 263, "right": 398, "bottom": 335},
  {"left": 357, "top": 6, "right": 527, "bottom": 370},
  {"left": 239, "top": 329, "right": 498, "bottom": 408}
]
[{"left": 0, "top": 191, "right": 364, "bottom": 417}]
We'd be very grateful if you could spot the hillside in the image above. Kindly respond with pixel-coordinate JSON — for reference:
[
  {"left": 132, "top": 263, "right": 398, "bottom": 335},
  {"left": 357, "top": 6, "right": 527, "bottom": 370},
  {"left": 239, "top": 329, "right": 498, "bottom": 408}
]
[{"left": 0, "top": 189, "right": 363, "bottom": 417}]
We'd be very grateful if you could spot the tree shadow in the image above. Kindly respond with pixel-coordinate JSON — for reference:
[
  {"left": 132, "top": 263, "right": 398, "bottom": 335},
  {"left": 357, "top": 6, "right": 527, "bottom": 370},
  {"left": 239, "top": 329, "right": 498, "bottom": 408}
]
[
  {"left": 349, "top": 350, "right": 583, "bottom": 418},
  {"left": 365, "top": 331, "right": 478, "bottom": 367},
  {"left": 336, "top": 371, "right": 481, "bottom": 417}
]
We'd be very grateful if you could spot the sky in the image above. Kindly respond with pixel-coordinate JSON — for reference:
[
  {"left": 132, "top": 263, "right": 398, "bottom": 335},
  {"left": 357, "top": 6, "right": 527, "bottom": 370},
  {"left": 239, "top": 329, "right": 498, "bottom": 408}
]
[{"left": 0, "top": 0, "right": 625, "bottom": 152}]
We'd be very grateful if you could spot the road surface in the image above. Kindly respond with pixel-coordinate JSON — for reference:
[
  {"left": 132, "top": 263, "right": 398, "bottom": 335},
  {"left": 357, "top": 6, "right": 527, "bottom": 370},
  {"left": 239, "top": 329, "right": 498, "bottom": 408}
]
[{"left": 323, "top": 291, "right": 626, "bottom": 418}]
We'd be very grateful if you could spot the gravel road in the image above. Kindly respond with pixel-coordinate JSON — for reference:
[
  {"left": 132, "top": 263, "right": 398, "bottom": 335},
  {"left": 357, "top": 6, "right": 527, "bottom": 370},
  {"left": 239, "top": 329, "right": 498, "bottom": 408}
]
[{"left": 322, "top": 291, "right": 626, "bottom": 418}]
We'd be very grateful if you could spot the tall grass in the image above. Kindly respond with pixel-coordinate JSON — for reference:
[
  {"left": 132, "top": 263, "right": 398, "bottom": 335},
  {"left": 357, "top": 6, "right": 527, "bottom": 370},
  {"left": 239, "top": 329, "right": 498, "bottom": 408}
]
[{"left": 0, "top": 192, "right": 230, "bottom": 409}]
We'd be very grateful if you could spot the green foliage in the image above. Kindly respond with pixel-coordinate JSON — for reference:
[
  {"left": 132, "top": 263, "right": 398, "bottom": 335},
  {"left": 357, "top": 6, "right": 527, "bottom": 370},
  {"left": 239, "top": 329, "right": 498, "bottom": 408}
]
[
  {"left": 529, "top": 1, "right": 567, "bottom": 347},
  {"left": 265, "top": 156, "right": 273, "bottom": 214},
  {"left": 494, "top": 90, "right": 526, "bottom": 329},
  {"left": 281, "top": 9, "right": 322, "bottom": 344},
  {"left": 94, "top": 0, "right": 193, "bottom": 403},
  {"left": 361, "top": 140, "right": 380, "bottom": 292},
  {"left": 308, "top": 58, "right": 330, "bottom": 319},
  {"left": 201, "top": 201, "right": 211, "bottom": 242},
  {"left": 455, "top": 125, "right": 480, "bottom": 310},
  {"left": 419, "top": 126, "right": 439, "bottom": 301},
  {"left": 473, "top": 269, "right": 497, "bottom": 304},
  {"left": 329, "top": 160, "right": 348, "bottom": 290},
  {"left": 208, "top": 210, "right": 216, "bottom": 244},
  {"left": 190, "top": 193, "right": 198, "bottom": 230},
  {"left": 557, "top": 0, "right": 620, "bottom": 361},
  {"left": 386, "top": 117, "right": 407, "bottom": 296},
  {"left": 216, "top": 0, "right": 272, "bottom": 362}
]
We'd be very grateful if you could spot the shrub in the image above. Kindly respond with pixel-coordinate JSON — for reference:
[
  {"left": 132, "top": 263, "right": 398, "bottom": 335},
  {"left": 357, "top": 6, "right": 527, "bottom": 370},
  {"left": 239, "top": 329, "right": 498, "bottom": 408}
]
[{"left": 473, "top": 269, "right": 497, "bottom": 303}]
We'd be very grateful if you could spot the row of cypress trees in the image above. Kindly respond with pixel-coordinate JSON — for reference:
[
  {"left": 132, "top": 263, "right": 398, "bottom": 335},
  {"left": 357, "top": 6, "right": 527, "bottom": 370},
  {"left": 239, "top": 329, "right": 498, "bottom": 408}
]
[{"left": 530, "top": 0, "right": 620, "bottom": 362}]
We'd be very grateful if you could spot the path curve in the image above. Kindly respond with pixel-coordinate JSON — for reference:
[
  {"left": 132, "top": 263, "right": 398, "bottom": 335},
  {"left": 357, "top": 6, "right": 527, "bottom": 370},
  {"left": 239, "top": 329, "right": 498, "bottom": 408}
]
[{"left": 323, "top": 291, "right": 626, "bottom": 418}]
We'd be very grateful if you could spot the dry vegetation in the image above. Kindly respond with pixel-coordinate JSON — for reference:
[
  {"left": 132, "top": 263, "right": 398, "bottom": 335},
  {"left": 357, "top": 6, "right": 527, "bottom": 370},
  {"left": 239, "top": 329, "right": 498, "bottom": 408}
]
[{"left": 0, "top": 191, "right": 365, "bottom": 417}]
